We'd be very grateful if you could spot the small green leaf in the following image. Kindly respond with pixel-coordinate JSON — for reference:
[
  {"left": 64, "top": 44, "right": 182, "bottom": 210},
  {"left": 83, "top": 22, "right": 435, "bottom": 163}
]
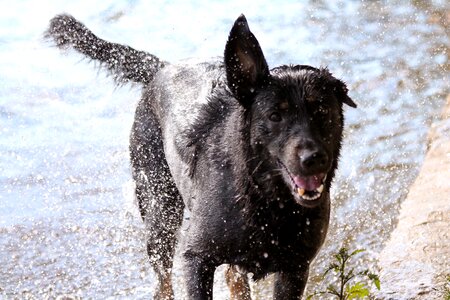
[
  {"left": 346, "top": 282, "right": 369, "bottom": 299},
  {"left": 339, "top": 247, "right": 349, "bottom": 254},
  {"left": 359, "top": 269, "right": 369, "bottom": 276},
  {"left": 327, "top": 284, "right": 339, "bottom": 296},
  {"left": 368, "top": 273, "right": 381, "bottom": 290},
  {"left": 347, "top": 267, "right": 355, "bottom": 279},
  {"left": 339, "top": 247, "right": 349, "bottom": 260},
  {"left": 335, "top": 253, "right": 343, "bottom": 264},
  {"left": 306, "top": 291, "right": 327, "bottom": 300},
  {"left": 350, "top": 249, "right": 366, "bottom": 256},
  {"left": 322, "top": 263, "right": 339, "bottom": 278}
]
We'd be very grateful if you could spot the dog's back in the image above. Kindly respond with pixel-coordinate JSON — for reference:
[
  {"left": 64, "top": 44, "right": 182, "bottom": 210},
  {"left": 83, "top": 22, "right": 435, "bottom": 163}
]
[
  {"left": 148, "top": 59, "right": 224, "bottom": 134},
  {"left": 140, "top": 59, "right": 228, "bottom": 204}
]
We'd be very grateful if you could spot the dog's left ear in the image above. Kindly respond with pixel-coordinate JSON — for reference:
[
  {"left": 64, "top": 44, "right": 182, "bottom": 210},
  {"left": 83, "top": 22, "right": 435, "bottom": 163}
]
[
  {"left": 224, "top": 14, "right": 270, "bottom": 107},
  {"left": 334, "top": 80, "right": 357, "bottom": 108}
]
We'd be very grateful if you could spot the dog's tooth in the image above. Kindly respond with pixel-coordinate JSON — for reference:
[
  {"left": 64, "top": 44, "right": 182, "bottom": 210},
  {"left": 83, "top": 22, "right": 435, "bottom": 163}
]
[
  {"left": 297, "top": 188, "right": 305, "bottom": 196},
  {"left": 317, "top": 184, "right": 324, "bottom": 194},
  {"left": 300, "top": 191, "right": 322, "bottom": 201}
]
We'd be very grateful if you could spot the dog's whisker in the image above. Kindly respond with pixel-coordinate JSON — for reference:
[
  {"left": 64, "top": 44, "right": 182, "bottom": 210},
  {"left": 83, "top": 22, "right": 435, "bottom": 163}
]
[
  {"left": 250, "top": 160, "right": 264, "bottom": 176},
  {"left": 272, "top": 171, "right": 283, "bottom": 177},
  {"left": 245, "top": 156, "right": 258, "bottom": 164}
]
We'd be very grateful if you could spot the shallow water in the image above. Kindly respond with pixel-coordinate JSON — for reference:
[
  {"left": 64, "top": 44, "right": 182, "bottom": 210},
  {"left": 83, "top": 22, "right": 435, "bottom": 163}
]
[{"left": 0, "top": 0, "right": 448, "bottom": 299}]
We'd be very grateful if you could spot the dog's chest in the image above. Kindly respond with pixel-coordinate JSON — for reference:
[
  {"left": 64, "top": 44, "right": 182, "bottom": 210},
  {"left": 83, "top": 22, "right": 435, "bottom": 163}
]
[
  {"left": 227, "top": 202, "right": 329, "bottom": 279},
  {"left": 229, "top": 221, "right": 310, "bottom": 277},
  {"left": 233, "top": 237, "right": 300, "bottom": 279}
]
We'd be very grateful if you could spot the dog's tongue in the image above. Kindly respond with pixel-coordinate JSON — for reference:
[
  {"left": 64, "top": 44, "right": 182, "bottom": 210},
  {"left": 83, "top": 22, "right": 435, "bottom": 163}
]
[{"left": 293, "top": 174, "right": 324, "bottom": 191}]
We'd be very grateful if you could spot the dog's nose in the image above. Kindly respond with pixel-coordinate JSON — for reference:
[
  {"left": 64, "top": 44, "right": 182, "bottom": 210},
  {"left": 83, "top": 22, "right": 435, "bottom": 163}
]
[{"left": 300, "top": 149, "right": 329, "bottom": 173}]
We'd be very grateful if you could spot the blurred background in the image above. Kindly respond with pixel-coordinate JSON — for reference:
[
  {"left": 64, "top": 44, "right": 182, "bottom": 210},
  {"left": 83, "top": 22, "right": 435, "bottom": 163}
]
[{"left": 0, "top": 0, "right": 448, "bottom": 299}]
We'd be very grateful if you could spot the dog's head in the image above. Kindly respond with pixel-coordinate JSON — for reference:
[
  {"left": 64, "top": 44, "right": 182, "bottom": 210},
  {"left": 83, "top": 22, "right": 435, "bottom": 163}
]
[{"left": 225, "top": 15, "right": 356, "bottom": 208}]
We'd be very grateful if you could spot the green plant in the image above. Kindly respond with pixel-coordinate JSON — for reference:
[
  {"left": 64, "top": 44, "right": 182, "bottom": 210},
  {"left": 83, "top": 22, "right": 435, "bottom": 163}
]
[{"left": 307, "top": 247, "right": 380, "bottom": 300}]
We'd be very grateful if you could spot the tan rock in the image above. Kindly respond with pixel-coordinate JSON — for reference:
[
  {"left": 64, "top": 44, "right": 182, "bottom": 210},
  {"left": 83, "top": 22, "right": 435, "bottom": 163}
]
[{"left": 378, "top": 95, "right": 450, "bottom": 299}]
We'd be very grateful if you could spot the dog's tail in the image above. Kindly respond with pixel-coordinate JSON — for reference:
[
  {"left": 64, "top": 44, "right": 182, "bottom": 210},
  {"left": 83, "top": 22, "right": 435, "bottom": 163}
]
[{"left": 45, "top": 14, "right": 165, "bottom": 85}]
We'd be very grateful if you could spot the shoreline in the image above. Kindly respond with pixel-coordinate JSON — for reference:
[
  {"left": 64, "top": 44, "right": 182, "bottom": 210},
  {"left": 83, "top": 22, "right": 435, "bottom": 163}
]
[{"left": 378, "top": 94, "right": 450, "bottom": 299}]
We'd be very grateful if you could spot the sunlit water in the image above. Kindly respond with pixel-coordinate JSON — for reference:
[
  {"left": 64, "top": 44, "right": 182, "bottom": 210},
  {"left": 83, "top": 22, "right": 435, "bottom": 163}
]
[{"left": 0, "top": 1, "right": 448, "bottom": 299}]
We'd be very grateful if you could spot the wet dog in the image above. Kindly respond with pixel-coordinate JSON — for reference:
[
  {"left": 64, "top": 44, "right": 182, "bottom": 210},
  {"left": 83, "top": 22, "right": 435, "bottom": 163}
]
[{"left": 46, "top": 14, "right": 356, "bottom": 299}]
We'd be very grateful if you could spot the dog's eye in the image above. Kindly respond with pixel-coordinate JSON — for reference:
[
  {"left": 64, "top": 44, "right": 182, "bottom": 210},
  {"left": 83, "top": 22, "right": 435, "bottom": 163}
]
[{"left": 269, "top": 112, "right": 282, "bottom": 122}]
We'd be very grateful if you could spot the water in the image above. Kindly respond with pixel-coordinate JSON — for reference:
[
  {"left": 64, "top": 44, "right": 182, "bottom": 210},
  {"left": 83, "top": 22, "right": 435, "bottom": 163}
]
[{"left": 1, "top": 0, "right": 448, "bottom": 299}]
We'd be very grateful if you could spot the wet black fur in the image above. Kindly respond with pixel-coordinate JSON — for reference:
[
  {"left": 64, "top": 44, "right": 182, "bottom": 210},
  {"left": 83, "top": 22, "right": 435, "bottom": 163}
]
[{"left": 46, "top": 14, "right": 356, "bottom": 300}]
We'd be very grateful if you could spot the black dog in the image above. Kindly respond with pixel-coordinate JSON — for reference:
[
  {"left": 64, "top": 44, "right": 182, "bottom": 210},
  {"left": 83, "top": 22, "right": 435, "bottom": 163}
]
[{"left": 46, "top": 14, "right": 356, "bottom": 299}]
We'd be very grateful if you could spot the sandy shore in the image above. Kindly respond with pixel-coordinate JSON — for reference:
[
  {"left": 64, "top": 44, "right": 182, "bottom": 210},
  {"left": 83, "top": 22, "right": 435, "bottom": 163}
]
[{"left": 378, "top": 95, "right": 450, "bottom": 299}]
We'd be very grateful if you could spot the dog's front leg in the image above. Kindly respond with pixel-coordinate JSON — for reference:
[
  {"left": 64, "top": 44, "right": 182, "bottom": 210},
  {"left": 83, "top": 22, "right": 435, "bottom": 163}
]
[
  {"left": 273, "top": 268, "right": 309, "bottom": 300},
  {"left": 182, "top": 252, "right": 215, "bottom": 300}
]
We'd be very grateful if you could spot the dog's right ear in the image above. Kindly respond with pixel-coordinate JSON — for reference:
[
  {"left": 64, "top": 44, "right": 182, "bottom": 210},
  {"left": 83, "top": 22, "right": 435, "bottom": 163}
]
[{"left": 224, "top": 15, "right": 270, "bottom": 107}]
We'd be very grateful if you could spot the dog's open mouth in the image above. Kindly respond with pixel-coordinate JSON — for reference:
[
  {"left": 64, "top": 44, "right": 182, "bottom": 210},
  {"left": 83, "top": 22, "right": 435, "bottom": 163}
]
[
  {"left": 278, "top": 160, "right": 327, "bottom": 205},
  {"left": 292, "top": 173, "right": 326, "bottom": 201}
]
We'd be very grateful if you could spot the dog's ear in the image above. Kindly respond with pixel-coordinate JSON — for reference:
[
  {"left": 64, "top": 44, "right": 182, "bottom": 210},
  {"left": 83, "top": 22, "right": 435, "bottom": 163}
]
[
  {"left": 333, "top": 79, "right": 357, "bottom": 108},
  {"left": 224, "top": 15, "right": 270, "bottom": 107}
]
